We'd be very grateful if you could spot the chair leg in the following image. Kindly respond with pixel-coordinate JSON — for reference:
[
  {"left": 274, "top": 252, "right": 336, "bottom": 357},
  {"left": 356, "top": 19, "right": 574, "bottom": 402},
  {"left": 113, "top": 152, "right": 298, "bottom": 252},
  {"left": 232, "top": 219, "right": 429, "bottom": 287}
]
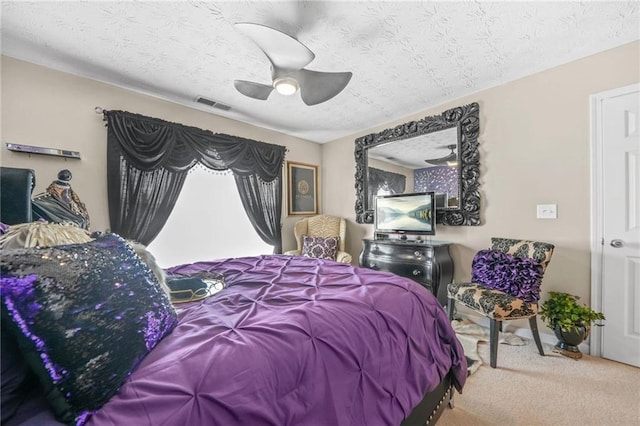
[
  {"left": 529, "top": 316, "right": 545, "bottom": 356},
  {"left": 489, "top": 319, "right": 500, "bottom": 368},
  {"left": 447, "top": 297, "right": 455, "bottom": 321}
]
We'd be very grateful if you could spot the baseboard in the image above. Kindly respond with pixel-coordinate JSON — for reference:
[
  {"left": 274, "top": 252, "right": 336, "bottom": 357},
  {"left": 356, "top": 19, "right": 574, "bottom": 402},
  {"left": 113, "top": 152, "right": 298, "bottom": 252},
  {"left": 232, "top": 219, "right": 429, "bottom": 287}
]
[{"left": 455, "top": 310, "right": 591, "bottom": 353}]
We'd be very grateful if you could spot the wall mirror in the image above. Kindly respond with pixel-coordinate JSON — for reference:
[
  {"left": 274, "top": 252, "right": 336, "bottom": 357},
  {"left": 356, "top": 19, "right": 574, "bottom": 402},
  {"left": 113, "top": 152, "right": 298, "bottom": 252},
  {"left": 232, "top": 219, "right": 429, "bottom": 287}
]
[{"left": 354, "top": 102, "right": 480, "bottom": 226}]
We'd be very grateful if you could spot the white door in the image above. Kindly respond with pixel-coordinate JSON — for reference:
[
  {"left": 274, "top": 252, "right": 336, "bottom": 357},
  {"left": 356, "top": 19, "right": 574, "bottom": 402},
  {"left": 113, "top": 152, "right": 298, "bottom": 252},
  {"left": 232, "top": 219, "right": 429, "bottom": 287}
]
[{"left": 591, "top": 84, "right": 640, "bottom": 367}]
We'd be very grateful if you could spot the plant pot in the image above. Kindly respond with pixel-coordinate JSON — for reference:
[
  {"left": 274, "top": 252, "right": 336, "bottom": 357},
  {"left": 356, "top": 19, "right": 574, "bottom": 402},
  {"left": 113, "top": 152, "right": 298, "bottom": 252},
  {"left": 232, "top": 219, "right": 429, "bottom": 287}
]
[{"left": 553, "top": 325, "right": 590, "bottom": 359}]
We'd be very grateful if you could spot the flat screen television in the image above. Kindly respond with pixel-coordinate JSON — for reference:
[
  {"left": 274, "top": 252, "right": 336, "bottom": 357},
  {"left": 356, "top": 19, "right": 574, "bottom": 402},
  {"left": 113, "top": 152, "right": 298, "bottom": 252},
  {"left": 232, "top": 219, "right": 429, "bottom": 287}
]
[{"left": 374, "top": 192, "right": 436, "bottom": 238}]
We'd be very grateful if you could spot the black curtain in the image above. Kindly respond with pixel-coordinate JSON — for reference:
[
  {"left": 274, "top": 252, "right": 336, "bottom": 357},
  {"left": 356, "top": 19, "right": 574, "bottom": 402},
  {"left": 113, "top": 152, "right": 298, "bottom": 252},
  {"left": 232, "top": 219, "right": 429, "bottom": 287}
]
[
  {"left": 104, "top": 110, "right": 286, "bottom": 252},
  {"left": 367, "top": 167, "right": 407, "bottom": 206}
]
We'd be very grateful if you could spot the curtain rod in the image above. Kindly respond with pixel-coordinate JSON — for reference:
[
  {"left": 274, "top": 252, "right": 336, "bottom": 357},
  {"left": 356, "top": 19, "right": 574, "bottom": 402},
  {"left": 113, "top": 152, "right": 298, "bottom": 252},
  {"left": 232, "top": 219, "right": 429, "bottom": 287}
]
[{"left": 95, "top": 106, "right": 104, "bottom": 114}]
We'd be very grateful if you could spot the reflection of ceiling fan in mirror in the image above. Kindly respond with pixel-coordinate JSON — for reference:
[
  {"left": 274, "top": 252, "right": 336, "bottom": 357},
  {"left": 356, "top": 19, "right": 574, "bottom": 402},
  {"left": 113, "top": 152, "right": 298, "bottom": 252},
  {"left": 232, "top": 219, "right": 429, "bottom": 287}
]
[
  {"left": 424, "top": 144, "right": 457, "bottom": 166},
  {"left": 233, "top": 23, "right": 352, "bottom": 106}
]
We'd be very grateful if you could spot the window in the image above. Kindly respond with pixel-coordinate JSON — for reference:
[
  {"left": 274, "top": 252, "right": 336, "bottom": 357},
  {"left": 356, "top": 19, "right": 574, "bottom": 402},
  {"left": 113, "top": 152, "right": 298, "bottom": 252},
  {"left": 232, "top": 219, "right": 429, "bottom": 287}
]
[{"left": 148, "top": 164, "right": 272, "bottom": 268}]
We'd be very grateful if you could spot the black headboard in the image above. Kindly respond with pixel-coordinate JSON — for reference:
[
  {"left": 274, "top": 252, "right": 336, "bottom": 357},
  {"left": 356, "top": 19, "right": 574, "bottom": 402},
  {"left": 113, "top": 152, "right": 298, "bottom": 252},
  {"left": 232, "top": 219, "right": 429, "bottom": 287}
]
[{"left": 0, "top": 167, "right": 36, "bottom": 225}]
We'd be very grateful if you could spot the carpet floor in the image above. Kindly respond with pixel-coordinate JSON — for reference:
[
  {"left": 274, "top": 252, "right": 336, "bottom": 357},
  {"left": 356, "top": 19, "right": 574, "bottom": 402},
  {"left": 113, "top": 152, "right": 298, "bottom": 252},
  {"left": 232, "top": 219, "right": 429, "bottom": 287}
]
[{"left": 440, "top": 324, "right": 640, "bottom": 426}]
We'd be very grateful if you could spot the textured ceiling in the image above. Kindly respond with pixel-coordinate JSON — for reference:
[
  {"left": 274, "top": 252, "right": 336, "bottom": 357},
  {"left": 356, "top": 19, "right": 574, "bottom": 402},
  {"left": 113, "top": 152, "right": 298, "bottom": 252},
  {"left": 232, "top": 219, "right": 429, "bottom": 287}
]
[{"left": 1, "top": 1, "right": 638, "bottom": 144}]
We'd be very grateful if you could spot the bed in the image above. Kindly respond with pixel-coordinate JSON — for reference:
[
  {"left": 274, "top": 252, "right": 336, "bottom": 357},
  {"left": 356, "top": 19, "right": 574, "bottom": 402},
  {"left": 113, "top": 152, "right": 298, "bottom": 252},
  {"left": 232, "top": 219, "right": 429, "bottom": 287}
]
[{"left": 0, "top": 168, "right": 466, "bottom": 426}]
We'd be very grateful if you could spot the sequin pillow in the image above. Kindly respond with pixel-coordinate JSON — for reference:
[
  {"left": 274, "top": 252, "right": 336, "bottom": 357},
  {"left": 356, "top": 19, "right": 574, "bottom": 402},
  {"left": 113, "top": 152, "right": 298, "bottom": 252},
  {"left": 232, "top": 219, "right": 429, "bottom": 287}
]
[
  {"left": 301, "top": 235, "right": 339, "bottom": 260},
  {"left": 471, "top": 249, "right": 544, "bottom": 303},
  {"left": 0, "top": 233, "right": 178, "bottom": 425}
]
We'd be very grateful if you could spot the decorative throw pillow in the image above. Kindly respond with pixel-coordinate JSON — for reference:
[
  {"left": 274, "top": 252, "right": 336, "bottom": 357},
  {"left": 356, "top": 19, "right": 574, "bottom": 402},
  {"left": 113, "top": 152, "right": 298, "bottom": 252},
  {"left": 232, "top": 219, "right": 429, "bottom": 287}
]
[
  {"left": 1, "top": 322, "right": 39, "bottom": 424},
  {"left": 0, "top": 221, "right": 92, "bottom": 249},
  {"left": 0, "top": 233, "right": 178, "bottom": 425},
  {"left": 301, "top": 235, "right": 339, "bottom": 260},
  {"left": 0, "top": 223, "right": 171, "bottom": 297},
  {"left": 471, "top": 249, "right": 544, "bottom": 303}
]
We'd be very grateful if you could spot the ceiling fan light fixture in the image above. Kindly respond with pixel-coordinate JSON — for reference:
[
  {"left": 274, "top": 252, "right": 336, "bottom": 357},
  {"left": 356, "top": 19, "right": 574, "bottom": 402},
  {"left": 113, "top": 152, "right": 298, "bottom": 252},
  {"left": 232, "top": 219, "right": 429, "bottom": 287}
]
[{"left": 273, "top": 77, "right": 299, "bottom": 95}]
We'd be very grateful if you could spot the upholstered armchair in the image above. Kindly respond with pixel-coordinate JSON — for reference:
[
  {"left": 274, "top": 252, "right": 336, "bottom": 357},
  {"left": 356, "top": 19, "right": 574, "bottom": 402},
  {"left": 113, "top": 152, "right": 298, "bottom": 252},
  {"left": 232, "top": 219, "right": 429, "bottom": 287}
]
[
  {"left": 284, "top": 215, "right": 352, "bottom": 263},
  {"left": 447, "top": 237, "right": 555, "bottom": 368}
]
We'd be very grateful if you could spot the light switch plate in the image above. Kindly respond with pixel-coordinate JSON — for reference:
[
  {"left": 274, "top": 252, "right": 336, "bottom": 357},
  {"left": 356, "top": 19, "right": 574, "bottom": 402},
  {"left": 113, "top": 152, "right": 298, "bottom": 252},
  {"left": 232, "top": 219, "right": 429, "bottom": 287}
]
[{"left": 536, "top": 204, "right": 557, "bottom": 219}]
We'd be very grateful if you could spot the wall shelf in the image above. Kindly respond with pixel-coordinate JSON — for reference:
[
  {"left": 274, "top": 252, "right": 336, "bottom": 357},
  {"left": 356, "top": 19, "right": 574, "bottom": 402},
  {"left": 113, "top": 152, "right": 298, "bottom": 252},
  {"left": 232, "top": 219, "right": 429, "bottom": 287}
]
[{"left": 5, "top": 143, "right": 81, "bottom": 159}]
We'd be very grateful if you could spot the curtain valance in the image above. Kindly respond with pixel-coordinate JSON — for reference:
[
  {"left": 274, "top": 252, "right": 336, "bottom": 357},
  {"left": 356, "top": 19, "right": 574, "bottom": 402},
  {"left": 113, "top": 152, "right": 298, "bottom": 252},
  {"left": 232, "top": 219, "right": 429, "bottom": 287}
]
[
  {"left": 104, "top": 110, "right": 286, "bottom": 252},
  {"left": 104, "top": 110, "right": 286, "bottom": 181}
]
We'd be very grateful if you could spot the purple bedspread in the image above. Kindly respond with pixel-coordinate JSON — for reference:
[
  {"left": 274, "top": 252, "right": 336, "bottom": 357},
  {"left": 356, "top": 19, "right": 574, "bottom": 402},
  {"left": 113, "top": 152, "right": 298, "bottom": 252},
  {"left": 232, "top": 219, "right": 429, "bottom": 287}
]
[{"left": 88, "top": 255, "right": 466, "bottom": 426}]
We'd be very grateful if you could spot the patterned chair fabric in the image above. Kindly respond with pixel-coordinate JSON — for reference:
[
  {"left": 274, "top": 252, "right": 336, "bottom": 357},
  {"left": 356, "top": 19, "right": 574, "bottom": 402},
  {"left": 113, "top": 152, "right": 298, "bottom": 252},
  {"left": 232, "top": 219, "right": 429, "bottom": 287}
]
[
  {"left": 447, "top": 283, "right": 538, "bottom": 320},
  {"left": 283, "top": 215, "right": 352, "bottom": 263},
  {"left": 490, "top": 238, "right": 554, "bottom": 272},
  {"left": 447, "top": 237, "right": 554, "bottom": 368}
]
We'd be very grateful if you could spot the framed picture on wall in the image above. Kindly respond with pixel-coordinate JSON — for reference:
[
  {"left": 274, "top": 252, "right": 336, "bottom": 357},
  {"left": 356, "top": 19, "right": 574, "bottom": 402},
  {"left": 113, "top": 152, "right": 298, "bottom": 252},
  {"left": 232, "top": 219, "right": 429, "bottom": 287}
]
[{"left": 287, "top": 161, "right": 318, "bottom": 215}]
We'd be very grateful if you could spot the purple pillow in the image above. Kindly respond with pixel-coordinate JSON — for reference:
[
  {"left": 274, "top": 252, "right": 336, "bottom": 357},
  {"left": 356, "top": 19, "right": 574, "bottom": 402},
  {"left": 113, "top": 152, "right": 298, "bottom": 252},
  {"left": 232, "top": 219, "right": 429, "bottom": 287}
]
[
  {"left": 1, "top": 324, "right": 39, "bottom": 425},
  {"left": 0, "top": 233, "right": 178, "bottom": 425},
  {"left": 471, "top": 249, "right": 544, "bottom": 303},
  {"left": 302, "top": 236, "right": 339, "bottom": 260}
]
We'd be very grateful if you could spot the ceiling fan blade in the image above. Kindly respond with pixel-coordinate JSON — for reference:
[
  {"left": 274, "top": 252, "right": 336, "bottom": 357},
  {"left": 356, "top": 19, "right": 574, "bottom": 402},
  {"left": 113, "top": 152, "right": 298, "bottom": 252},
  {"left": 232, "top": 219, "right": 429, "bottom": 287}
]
[
  {"left": 293, "top": 69, "right": 353, "bottom": 106},
  {"left": 424, "top": 154, "right": 456, "bottom": 166},
  {"left": 234, "top": 80, "right": 274, "bottom": 101},
  {"left": 234, "top": 22, "right": 315, "bottom": 71},
  {"left": 424, "top": 145, "right": 457, "bottom": 165}
]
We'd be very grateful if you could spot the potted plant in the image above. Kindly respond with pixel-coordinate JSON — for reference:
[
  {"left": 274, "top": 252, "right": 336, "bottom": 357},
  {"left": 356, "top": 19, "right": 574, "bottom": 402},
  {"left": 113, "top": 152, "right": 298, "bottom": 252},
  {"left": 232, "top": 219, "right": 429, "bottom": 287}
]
[{"left": 538, "top": 291, "right": 605, "bottom": 359}]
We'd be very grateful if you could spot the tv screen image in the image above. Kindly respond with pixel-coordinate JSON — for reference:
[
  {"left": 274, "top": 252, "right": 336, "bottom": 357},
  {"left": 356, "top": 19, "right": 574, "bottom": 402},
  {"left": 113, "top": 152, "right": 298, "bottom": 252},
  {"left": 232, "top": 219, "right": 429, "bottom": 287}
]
[{"left": 374, "top": 192, "right": 436, "bottom": 236}]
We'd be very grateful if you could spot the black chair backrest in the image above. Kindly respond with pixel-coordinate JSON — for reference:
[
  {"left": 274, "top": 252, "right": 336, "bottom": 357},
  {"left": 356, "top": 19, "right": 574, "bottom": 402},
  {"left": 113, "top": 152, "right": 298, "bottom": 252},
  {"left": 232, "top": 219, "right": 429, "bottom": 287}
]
[{"left": 0, "top": 167, "right": 36, "bottom": 225}]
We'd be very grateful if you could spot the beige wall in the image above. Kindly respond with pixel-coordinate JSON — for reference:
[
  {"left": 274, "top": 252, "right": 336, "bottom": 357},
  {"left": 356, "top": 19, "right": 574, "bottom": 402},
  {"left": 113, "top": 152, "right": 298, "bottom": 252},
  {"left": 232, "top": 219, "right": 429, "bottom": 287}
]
[
  {"left": 323, "top": 41, "right": 640, "bottom": 319},
  {"left": 0, "top": 56, "right": 321, "bottom": 252},
  {"left": 2, "top": 41, "right": 639, "bottom": 333}
]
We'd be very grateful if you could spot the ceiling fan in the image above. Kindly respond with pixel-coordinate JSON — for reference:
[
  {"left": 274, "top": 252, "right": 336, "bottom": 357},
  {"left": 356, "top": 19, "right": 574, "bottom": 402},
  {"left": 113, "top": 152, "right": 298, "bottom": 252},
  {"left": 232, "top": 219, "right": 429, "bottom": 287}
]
[
  {"left": 424, "top": 144, "right": 458, "bottom": 166},
  {"left": 233, "top": 22, "right": 352, "bottom": 106}
]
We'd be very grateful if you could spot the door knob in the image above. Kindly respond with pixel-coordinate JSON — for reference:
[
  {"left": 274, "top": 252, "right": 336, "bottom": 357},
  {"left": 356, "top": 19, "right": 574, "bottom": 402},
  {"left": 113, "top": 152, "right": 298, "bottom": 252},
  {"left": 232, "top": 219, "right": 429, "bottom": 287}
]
[{"left": 610, "top": 239, "right": 624, "bottom": 248}]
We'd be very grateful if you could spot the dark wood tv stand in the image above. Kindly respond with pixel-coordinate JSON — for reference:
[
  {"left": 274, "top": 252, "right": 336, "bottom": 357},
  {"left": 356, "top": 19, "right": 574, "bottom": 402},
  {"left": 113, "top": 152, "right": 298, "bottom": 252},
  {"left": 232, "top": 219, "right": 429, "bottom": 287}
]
[{"left": 359, "top": 238, "right": 453, "bottom": 306}]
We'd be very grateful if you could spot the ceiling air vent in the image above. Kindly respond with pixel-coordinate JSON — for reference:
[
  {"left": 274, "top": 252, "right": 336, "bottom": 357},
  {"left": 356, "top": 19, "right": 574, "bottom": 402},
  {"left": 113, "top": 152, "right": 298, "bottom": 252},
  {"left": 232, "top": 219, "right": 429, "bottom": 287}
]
[{"left": 195, "top": 96, "right": 231, "bottom": 111}]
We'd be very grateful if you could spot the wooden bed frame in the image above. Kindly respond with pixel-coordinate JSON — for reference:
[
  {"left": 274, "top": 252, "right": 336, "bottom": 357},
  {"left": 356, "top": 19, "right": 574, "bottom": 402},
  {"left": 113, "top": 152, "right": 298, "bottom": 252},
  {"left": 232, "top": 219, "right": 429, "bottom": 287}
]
[{"left": 402, "top": 373, "right": 454, "bottom": 425}]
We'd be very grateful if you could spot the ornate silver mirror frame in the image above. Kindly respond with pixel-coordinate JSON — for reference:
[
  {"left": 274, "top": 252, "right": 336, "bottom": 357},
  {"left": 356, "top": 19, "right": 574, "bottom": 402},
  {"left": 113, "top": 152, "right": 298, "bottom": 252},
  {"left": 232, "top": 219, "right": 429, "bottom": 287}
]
[{"left": 354, "top": 102, "right": 480, "bottom": 226}]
